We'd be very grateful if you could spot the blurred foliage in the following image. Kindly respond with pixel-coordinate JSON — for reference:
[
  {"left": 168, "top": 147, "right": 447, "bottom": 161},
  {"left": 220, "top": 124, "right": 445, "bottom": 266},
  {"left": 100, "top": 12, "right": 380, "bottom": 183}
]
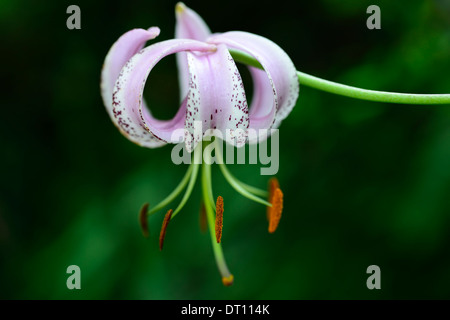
[{"left": 1, "top": 0, "right": 449, "bottom": 299}]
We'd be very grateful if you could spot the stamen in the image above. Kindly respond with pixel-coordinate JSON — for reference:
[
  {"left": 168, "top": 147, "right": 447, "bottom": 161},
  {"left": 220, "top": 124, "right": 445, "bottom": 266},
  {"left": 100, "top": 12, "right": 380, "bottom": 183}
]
[
  {"left": 215, "top": 196, "right": 224, "bottom": 243},
  {"left": 159, "top": 209, "right": 173, "bottom": 251},
  {"left": 213, "top": 140, "right": 270, "bottom": 203},
  {"left": 222, "top": 275, "right": 234, "bottom": 287},
  {"left": 218, "top": 161, "right": 271, "bottom": 207},
  {"left": 268, "top": 188, "right": 283, "bottom": 233},
  {"left": 147, "top": 163, "right": 194, "bottom": 216},
  {"left": 139, "top": 203, "right": 150, "bottom": 238},
  {"left": 267, "top": 178, "right": 280, "bottom": 221},
  {"left": 199, "top": 201, "right": 207, "bottom": 233},
  {"left": 171, "top": 146, "right": 202, "bottom": 219},
  {"left": 269, "top": 177, "right": 280, "bottom": 196}
]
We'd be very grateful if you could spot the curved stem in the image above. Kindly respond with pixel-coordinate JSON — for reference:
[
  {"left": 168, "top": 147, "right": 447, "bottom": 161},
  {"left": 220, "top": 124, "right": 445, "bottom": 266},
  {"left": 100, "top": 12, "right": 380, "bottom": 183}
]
[
  {"left": 147, "top": 163, "right": 193, "bottom": 216},
  {"left": 234, "top": 179, "right": 268, "bottom": 198},
  {"left": 214, "top": 139, "right": 271, "bottom": 206},
  {"left": 218, "top": 162, "right": 271, "bottom": 207},
  {"left": 296, "top": 71, "right": 450, "bottom": 105},
  {"left": 218, "top": 161, "right": 268, "bottom": 198},
  {"left": 171, "top": 148, "right": 201, "bottom": 219},
  {"left": 229, "top": 49, "right": 450, "bottom": 105}
]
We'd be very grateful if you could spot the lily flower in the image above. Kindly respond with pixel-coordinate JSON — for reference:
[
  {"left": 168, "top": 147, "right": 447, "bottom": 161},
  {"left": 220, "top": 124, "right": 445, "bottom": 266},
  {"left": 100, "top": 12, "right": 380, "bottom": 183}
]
[{"left": 101, "top": 3, "right": 299, "bottom": 286}]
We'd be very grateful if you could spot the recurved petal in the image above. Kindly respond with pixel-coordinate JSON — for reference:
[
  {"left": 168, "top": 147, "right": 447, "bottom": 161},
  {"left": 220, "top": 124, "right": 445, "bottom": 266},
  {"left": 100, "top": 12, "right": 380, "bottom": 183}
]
[
  {"left": 175, "top": 2, "right": 211, "bottom": 41},
  {"left": 101, "top": 27, "right": 160, "bottom": 119},
  {"left": 184, "top": 44, "right": 249, "bottom": 151},
  {"left": 112, "top": 39, "right": 216, "bottom": 147},
  {"left": 247, "top": 66, "right": 278, "bottom": 131},
  {"left": 175, "top": 3, "right": 212, "bottom": 102},
  {"left": 208, "top": 31, "right": 299, "bottom": 138}
]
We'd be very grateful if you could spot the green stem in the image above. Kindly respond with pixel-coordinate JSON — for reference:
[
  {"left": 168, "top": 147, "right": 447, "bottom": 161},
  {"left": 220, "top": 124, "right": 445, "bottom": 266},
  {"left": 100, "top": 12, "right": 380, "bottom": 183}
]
[
  {"left": 218, "top": 163, "right": 271, "bottom": 207},
  {"left": 218, "top": 162, "right": 268, "bottom": 198},
  {"left": 214, "top": 139, "right": 271, "bottom": 206},
  {"left": 171, "top": 147, "right": 202, "bottom": 218},
  {"left": 203, "top": 141, "right": 216, "bottom": 207},
  {"left": 214, "top": 139, "right": 269, "bottom": 202},
  {"left": 202, "top": 150, "right": 233, "bottom": 283},
  {"left": 147, "top": 163, "right": 193, "bottom": 216},
  {"left": 229, "top": 49, "right": 450, "bottom": 105}
]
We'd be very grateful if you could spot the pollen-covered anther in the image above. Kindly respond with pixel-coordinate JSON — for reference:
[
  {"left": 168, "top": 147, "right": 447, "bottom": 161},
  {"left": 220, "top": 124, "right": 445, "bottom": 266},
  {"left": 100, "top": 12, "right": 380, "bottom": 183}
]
[
  {"left": 267, "top": 178, "right": 280, "bottom": 221},
  {"left": 222, "top": 274, "right": 234, "bottom": 287},
  {"left": 139, "top": 203, "right": 150, "bottom": 238},
  {"left": 268, "top": 188, "right": 283, "bottom": 233},
  {"left": 159, "top": 209, "right": 173, "bottom": 250},
  {"left": 215, "top": 196, "right": 224, "bottom": 243}
]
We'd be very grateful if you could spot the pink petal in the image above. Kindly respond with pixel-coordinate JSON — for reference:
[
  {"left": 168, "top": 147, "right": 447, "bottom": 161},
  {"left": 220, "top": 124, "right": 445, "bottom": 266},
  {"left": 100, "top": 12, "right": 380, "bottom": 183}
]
[
  {"left": 184, "top": 44, "right": 249, "bottom": 151},
  {"left": 247, "top": 66, "right": 278, "bottom": 127},
  {"left": 208, "top": 31, "right": 299, "bottom": 135},
  {"left": 175, "top": 3, "right": 211, "bottom": 41},
  {"left": 112, "top": 39, "right": 216, "bottom": 147},
  {"left": 101, "top": 27, "right": 160, "bottom": 120},
  {"left": 175, "top": 3, "right": 211, "bottom": 103}
]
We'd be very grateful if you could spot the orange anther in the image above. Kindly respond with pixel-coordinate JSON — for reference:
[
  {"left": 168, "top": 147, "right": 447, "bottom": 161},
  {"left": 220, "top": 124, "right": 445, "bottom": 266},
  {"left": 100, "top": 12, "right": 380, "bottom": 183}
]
[
  {"left": 159, "top": 209, "right": 173, "bottom": 250},
  {"left": 268, "top": 188, "right": 283, "bottom": 233},
  {"left": 267, "top": 178, "right": 280, "bottom": 221},
  {"left": 215, "top": 196, "right": 224, "bottom": 243}
]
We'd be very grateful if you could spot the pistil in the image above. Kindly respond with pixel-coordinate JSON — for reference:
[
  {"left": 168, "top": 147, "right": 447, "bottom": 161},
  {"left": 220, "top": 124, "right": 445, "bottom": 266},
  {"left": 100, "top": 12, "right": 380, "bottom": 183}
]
[{"left": 202, "top": 144, "right": 233, "bottom": 286}]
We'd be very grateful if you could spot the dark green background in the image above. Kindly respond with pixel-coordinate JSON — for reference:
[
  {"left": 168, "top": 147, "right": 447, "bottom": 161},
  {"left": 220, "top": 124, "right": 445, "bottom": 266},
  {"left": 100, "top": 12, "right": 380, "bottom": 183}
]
[{"left": 1, "top": 0, "right": 450, "bottom": 299}]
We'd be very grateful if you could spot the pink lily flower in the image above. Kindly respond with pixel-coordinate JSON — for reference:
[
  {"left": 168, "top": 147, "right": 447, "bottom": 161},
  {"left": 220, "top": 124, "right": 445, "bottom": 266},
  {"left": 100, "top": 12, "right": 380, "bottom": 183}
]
[
  {"left": 99, "top": 3, "right": 450, "bottom": 287},
  {"left": 101, "top": 2, "right": 299, "bottom": 151},
  {"left": 100, "top": 3, "right": 298, "bottom": 286}
]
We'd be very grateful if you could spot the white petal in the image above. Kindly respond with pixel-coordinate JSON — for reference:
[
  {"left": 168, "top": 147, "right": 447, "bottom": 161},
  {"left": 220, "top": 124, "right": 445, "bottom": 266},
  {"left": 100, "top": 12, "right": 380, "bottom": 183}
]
[
  {"left": 184, "top": 44, "right": 249, "bottom": 151},
  {"left": 112, "top": 39, "right": 216, "bottom": 147},
  {"left": 208, "top": 32, "right": 299, "bottom": 138},
  {"left": 175, "top": 3, "right": 211, "bottom": 103}
]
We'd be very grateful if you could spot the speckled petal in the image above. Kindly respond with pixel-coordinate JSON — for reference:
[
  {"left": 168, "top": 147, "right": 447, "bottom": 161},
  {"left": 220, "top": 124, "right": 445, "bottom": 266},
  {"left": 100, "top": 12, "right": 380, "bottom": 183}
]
[
  {"left": 112, "top": 39, "right": 216, "bottom": 147},
  {"left": 175, "top": 3, "right": 211, "bottom": 102},
  {"left": 184, "top": 44, "right": 249, "bottom": 151},
  {"left": 101, "top": 27, "right": 160, "bottom": 120},
  {"left": 208, "top": 31, "right": 299, "bottom": 136}
]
